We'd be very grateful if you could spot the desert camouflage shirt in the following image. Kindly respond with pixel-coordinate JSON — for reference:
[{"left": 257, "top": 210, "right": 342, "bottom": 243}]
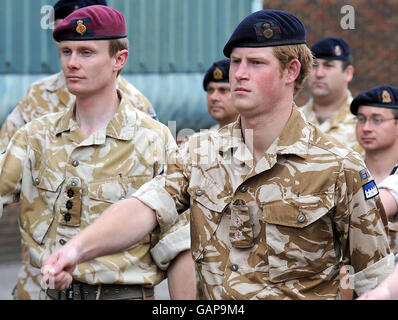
[
  {"left": 0, "top": 92, "right": 187, "bottom": 287},
  {"left": 301, "top": 91, "right": 364, "bottom": 156},
  {"left": 0, "top": 71, "right": 157, "bottom": 152},
  {"left": 378, "top": 165, "right": 398, "bottom": 258},
  {"left": 134, "top": 105, "right": 394, "bottom": 299}
]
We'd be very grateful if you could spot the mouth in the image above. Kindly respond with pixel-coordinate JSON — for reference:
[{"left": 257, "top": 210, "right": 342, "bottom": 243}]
[
  {"left": 361, "top": 137, "right": 375, "bottom": 143},
  {"left": 66, "top": 75, "right": 84, "bottom": 81},
  {"left": 234, "top": 87, "right": 250, "bottom": 94}
]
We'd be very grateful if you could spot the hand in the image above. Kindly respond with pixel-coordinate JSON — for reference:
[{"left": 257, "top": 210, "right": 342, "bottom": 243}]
[
  {"left": 357, "top": 280, "right": 392, "bottom": 300},
  {"left": 41, "top": 244, "right": 79, "bottom": 290}
]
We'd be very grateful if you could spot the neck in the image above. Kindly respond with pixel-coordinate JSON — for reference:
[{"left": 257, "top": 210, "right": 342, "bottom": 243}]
[
  {"left": 365, "top": 148, "right": 398, "bottom": 184},
  {"left": 241, "top": 102, "right": 292, "bottom": 163},
  {"left": 75, "top": 85, "right": 120, "bottom": 138},
  {"left": 313, "top": 90, "right": 348, "bottom": 124}
]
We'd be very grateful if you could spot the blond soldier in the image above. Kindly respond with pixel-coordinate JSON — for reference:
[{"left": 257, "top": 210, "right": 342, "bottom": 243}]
[
  {"left": 42, "top": 10, "right": 393, "bottom": 299},
  {"left": 301, "top": 37, "right": 363, "bottom": 155},
  {"left": 0, "top": 0, "right": 157, "bottom": 300},
  {"left": 0, "top": 5, "right": 194, "bottom": 300},
  {"left": 351, "top": 85, "right": 398, "bottom": 258}
]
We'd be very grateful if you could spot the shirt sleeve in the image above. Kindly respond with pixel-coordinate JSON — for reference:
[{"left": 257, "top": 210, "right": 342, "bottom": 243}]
[
  {"left": 334, "top": 154, "right": 394, "bottom": 296},
  {"left": 0, "top": 127, "right": 27, "bottom": 219}
]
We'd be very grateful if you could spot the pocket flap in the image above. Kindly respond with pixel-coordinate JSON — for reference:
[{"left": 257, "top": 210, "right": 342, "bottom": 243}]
[{"left": 263, "top": 194, "right": 333, "bottom": 228}]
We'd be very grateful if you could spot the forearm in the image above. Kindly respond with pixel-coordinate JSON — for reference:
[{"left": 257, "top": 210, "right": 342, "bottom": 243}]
[
  {"left": 71, "top": 198, "right": 158, "bottom": 264},
  {"left": 167, "top": 250, "right": 196, "bottom": 300}
]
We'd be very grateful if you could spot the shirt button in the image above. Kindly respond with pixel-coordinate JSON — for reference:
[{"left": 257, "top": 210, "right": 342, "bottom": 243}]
[
  {"left": 297, "top": 213, "right": 306, "bottom": 223},
  {"left": 66, "top": 200, "right": 73, "bottom": 210},
  {"left": 34, "top": 177, "right": 41, "bottom": 185},
  {"left": 239, "top": 185, "right": 248, "bottom": 193},
  {"left": 67, "top": 189, "right": 75, "bottom": 198},
  {"left": 195, "top": 189, "right": 203, "bottom": 196},
  {"left": 59, "top": 239, "right": 67, "bottom": 246},
  {"left": 72, "top": 160, "right": 80, "bottom": 167},
  {"left": 64, "top": 213, "right": 72, "bottom": 222},
  {"left": 230, "top": 264, "right": 239, "bottom": 272}
]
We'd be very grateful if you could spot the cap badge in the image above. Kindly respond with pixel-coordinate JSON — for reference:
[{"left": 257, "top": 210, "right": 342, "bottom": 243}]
[
  {"left": 382, "top": 90, "right": 392, "bottom": 103},
  {"left": 76, "top": 20, "right": 87, "bottom": 36},
  {"left": 213, "top": 67, "right": 223, "bottom": 80},
  {"left": 74, "top": 5, "right": 80, "bottom": 11},
  {"left": 332, "top": 45, "right": 343, "bottom": 56},
  {"left": 262, "top": 23, "right": 274, "bottom": 39}
]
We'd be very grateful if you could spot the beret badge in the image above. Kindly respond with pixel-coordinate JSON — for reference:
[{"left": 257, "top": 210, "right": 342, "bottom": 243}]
[
  {"left": 76, "top": 20, "right": 87, "bottom": 36},
  {"left": 213, "top": 67, "right": 223, "bottom": 80},
  {"left": 262, "top": 23, "right": 274, "bottom": 39},
  {"left": 382, "top": 90, "right": 392, "bottom": 104}
]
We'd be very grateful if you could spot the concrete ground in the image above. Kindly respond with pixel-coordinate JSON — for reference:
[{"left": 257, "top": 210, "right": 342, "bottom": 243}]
[{"left": 0, "top": 262, "right": 170, "bottom": 300}]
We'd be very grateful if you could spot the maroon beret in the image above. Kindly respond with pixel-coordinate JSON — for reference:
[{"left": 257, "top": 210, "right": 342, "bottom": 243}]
[{"left": 53, "top": 5, "right": 127, "bottom": 42}]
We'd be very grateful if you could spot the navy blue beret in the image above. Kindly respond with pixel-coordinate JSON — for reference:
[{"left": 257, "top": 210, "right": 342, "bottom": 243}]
[
  {"left": 311, "top": 37, "right": 350, "bottom": 61},
  {"left": 203, "top": 59, "right": 230, "bottom": 91},
  {"left": 223, "top": 9, "right": 306, "bottom": 57},
  {"left": 54, "top": 0, "right": 108, "bottom": 20},
  {"left": 350, "top": 85, "right": 398, "bottom": 115}
]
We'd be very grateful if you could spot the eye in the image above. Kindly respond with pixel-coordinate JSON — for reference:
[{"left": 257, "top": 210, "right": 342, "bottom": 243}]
[
  {"left": 61, "top": 48, "right": 71, "bottom": 55},
  {"left": 372, "top": 117, "right": 383, "bottom": 125}
]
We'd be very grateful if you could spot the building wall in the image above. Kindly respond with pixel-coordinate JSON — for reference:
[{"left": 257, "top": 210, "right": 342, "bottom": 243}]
[{"left": 262, "top": 0, "right": 398, "bottom": 105}]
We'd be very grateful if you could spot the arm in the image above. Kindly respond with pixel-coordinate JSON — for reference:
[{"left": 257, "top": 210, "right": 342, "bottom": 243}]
[
  {"left": 379, "top": 189, "right": 398, "bottom": 219},
  {"left": 357, "top": 263, "right": 398, "bottom": 300},
  {"left": 42, "top": 198, "right": 157, "bottom": 289},
  {"left": 167, "top": 250, "right": 196, "bottom": 300}
]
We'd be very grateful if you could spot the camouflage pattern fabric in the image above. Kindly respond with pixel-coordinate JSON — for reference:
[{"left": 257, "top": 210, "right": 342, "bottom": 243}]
[
  {"left": 0, "top": 72, "right": 158, "bottom": 299},
  {"left": 0, "top": 93, "right": 187, "bottom": 297},
  {"left": 378, "top": 169, "right": 398, "bottom": 258},
  {"left": 300, "top": 91, "right": 364, "bottom": 156},
  {"left": 0, "top": 72, "right": 157, "bottom": 152},
  {"left": 134, "top": 105, "right": 394, "bottom": 299}
]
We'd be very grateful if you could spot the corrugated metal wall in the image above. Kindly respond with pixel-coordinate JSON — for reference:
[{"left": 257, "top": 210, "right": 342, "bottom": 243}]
[{"left": 0, "top": 0, "right": 255, "bottom": 131}]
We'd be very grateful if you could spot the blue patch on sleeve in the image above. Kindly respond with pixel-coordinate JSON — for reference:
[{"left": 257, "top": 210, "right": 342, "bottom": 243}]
[{"left": 362, "top": 180, "right": 379, "bottom": 200}]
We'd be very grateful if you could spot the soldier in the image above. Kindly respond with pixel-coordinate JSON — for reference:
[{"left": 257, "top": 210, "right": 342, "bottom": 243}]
[
  {"left": 203, "top": 59, "right": 238, "bottom": 131},
  {"left": 42, "top": 9, "right": 394, "bottom": 299},
  {"left": 0, "top": 0, "right": 159, "bottom": 301},
  {"left": 0, "top": 0, "right": 157, "bottom": 153},
  {"left": 351, "top": 85, "right": 398, "bottom": 257},
  {"left": 0, "top": 5, "right": 194, "bottom": 300},
  {"left": 301, "top": 37, "right": 363, "bottom": 155}
]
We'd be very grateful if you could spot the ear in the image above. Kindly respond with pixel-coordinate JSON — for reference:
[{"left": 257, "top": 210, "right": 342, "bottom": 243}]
[
  {"left": 113, "top": 49, "right": 129, "bottom": 73},
  {"left": 284, "top": 59, "right": 301, "bottom": 85},
  {"left": 343, "top": 65, "right": 354, "bottom": 83}
]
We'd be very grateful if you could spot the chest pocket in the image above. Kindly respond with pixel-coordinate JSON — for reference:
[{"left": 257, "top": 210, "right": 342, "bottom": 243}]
[
  {"left": 87, "top": 175, "right": 152, "bottom": 219},
  {"left": 22, "top": 169, "right": 64, "bottom": 244},
  {"left": 263, "top": 193, "right": 337, "bottom": 283},
  {"left": 187, "top": 176, "right": 230, "bottom": 261}
]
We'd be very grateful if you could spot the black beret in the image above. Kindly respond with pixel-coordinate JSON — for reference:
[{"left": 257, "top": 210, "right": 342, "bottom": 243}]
[
  {"left": 203, "top": 59, "right": 230, "bottom": 91},
  {"left": 53, "top": 5, "right": 127, "bottom": 42},
  {"left": 311, "top": 37, "right": 350, "bottom": 61},
  {"left": 350, "top": 85, "right": 398, "bottom": 115},
  {"left": 54, "top": 0, "right": 108, "bottom": 20},
  {"left": 223, "top": 9, "right": 306, "bottom": 57}
]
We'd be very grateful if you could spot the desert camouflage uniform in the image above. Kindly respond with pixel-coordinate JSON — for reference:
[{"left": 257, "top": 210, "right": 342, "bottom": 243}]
[
  {"left": 133, "top": 105, "right": 394, "bottom": 299},
  {"left": 0, "top": 72, "right": 158, "bottom": 299},
  {"left": 301, "top": 90, "right": 364, "bottom": 156},
  {"left": 378, "top": 165, "right": 398, "bottom": 260},
  {"left": 0, "top": 71, "right": 157, "bottom": 152},
  {"left": 0, "top": 92, "right": 188, "bottom": 299}
]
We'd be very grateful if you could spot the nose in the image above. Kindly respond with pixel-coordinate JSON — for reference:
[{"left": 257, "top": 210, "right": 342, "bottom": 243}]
[
  {"left": 314, "top": 65, "right": 325, "bottom": 78},
  {"left": 67, "top": 52, "right": 80, "bottom": 70},
  {"left": 361, "top": 118, "right": 373, "bottom": 131},
  {"left": 209, "top": 90, "right": 220, "bottom": 102},
  {"left": 233, "top": 60, "right": 248, "bottom": 81}
]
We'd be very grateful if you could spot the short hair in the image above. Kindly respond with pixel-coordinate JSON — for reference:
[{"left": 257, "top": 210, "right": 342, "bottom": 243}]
[
  {"left": 273, "top": 44, "right": 313, "bottom": 96},
  {"left": 108, "top": 38, "right": 129, "bottom": 76},
  {"left": 342, "top": 55, "right": 354, "bottom": 70}
]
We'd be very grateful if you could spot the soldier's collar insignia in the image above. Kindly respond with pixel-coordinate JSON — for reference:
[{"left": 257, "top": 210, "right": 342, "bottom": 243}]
[
  {"left": 382, "top": 90, "right": 392, "bottom": 103},
  {"left": 213, "top": 67, "right": 223, "bottom": 80},
  {"left": 76, "top": 20, "right": 87, "bottom": 36},
  {"left": 332, "top": 45, "right": 343, "bottom": 56}
]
